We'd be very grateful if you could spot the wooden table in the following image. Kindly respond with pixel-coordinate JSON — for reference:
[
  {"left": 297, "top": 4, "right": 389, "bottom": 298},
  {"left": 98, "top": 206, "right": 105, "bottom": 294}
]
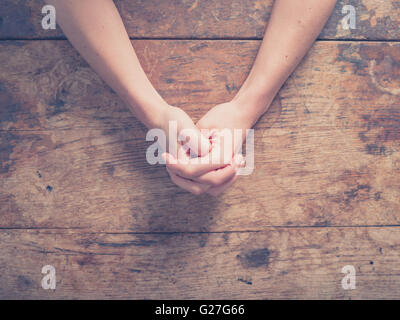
[{"left": 0, "top": 0, "right": 399, "bottom": 299}]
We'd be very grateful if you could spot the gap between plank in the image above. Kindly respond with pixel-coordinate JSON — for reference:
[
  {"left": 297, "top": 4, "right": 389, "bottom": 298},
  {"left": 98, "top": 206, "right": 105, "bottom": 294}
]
[
  {"left": 0, "top": 37, "right": 399, "bottom": 42},
  {"left": 2, "top": 224, "right": 400, "bottom": 233}
]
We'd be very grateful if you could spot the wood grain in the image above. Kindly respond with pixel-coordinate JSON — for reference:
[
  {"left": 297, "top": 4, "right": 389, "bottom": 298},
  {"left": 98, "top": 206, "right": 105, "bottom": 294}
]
[
  {"left": 1, "top": 1, "right": 399, "bottom": 299},
  {"left": 0, "top": 40, "right": 399, "bottom": 232},
  {"left": 0, "top": 0, "right": 399, "bottom": 40},
  {"left": 1, "top": 227, "right": 399, "bottom": 299}
]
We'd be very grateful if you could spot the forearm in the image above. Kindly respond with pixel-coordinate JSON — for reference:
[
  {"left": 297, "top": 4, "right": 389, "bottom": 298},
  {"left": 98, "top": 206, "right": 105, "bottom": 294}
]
[
  {"left": 234, "top": 0, "right": 337, "bottom": 124},
  {"left": 46, "top": 0, "right": 167, "bottom": 128}
]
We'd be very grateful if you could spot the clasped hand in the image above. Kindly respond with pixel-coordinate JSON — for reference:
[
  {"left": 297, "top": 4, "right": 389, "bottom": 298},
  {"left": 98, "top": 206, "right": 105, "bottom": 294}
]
[{"left": 160, "top": 100, "right": 253, "bottom": 196}]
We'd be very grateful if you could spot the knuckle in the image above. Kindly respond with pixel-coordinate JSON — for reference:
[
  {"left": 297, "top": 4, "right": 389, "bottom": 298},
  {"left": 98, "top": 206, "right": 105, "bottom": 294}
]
[
  {"left": 215, "top": 172, "right": 231, "bottom": 186},
  {"left": 174, "top": 165, "right": 187, "bottom": 177},
  {"left": 211, "top": 177, "right": 223, "bottom": 187},
  {"left": 183, "top": 166, "right": 195, "bottom": 177},
  {"left": 166, "top": 163, "right": 177, "bottom": 174},
  {"left": 192, "top": 188, "right": 203, "bottom": 196}
]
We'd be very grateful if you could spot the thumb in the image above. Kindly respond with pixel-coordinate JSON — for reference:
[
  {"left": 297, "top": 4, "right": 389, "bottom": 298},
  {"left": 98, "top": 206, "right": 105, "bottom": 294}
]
[{"left": 178, "top": 122, "right": 211, "bottom": 157}]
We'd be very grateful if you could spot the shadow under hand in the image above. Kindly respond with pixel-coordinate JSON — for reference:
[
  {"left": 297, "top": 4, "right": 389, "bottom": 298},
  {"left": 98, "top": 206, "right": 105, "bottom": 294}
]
[{"left": 104, "top": 119, "right": 220, "bottom": 234}]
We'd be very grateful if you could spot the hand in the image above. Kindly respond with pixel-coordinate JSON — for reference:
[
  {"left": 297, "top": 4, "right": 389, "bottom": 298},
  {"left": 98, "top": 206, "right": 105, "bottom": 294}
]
[
  {"left": 164, "top": 100, "right": 252, "bottom": 196},
  {"left": 196, "top": 100, "right": 255, "bottom": 150},
  {"left": 157, "top": 104, "right": 242, "bottom": 196},
  {"left": 156, "top": 104, "right": 211, "bottom": 157},
  {"left": 162, "top": 140, "right": 245, "bottom": 196}
]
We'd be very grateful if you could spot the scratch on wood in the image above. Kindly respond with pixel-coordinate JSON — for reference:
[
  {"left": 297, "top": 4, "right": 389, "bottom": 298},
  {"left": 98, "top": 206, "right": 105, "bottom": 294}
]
[{"left": 188, "top": 0, "right": 199, "bottom": 13}]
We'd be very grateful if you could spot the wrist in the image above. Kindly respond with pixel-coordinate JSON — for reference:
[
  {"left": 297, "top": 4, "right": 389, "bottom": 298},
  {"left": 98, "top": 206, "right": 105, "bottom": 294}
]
[
  {"left": 127, "top": 97, "right": 170, "bottom": 129},
  {"left": 232, "top": 81, "right": 275, "bottom": 126}
]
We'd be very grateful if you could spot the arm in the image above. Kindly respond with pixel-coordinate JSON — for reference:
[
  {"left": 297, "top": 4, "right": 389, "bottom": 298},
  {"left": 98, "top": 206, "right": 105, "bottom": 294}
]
[
  {"left": 46, "top": 0, "right": 210, "bottom": 155},
  {"left": 233, "top": 0, "right": 338, "bottom": 124},
  {"left": 166, "top": 0, "right": 337, "bottom": 196}
]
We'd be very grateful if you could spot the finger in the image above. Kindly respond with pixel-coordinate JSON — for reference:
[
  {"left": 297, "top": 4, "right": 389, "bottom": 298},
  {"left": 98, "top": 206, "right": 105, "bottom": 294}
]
[
  {"left": 168, "top": 170, "right": 210, "bottom": 195},
  {"left": 206, "top": 154, "right": 244, "bottom": 196},
  {"left": 192, "top": 163, "right": 236, "bottom": 187},
  {"left": 192, "top": 153, "right": 244, "bottom": 187},
  {"left": 163, "top": 152, "right": 229, "bottom": 179},
  {"left": 206, "top": 174, "right": 238, "bottom": 197},
  {"left": 178, "top": 125, "right": 211, "bottom": 158}
]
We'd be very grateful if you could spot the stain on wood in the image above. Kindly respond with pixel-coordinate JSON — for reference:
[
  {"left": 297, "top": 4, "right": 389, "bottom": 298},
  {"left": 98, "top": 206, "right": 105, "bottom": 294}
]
[
  {"left": 237, "top": 248, "right": 271, "bottom": 268},
  {"left": 0, "top": 0, "right": 399, "bottom": 40}
]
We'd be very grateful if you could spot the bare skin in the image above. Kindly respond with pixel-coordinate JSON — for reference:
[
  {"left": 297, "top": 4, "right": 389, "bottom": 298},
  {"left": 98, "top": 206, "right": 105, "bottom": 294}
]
[
  {"left": 47, "top": 0, "right": 337, "bottom": 196},
  {"left": 45, "top": 0, "right": 211, "bottom": 157},
  {"left": 165, "top": 0, "right": 338, "bottom": 196}
]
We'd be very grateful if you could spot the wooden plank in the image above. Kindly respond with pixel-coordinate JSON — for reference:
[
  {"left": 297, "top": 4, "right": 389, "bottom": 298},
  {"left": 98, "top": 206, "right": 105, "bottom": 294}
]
[
  {"left": 0, "top": 0, "right": 399, "bottom": 40},
  {"left": 0, "top": 40, "right": 399, "bottom": 231},
  {"left": 1, "top": 40, "right": 399, "bottom": 131},
  {"left": 0, "top": 227, "right": 399, "bottom": 299},
  {"left": 1, "top": 125, "right": 400, "bottom": 231}
]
